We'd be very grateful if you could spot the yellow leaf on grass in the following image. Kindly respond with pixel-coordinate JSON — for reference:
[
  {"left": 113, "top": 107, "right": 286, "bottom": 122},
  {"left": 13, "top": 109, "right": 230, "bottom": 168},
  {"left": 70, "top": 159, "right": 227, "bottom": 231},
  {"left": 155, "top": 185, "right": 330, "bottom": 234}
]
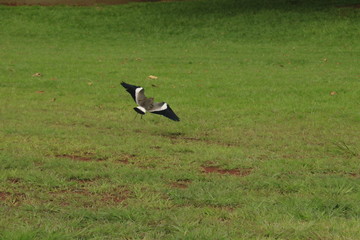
[{"left": 148, "top": 75, "right": 158, "bottom": 80}]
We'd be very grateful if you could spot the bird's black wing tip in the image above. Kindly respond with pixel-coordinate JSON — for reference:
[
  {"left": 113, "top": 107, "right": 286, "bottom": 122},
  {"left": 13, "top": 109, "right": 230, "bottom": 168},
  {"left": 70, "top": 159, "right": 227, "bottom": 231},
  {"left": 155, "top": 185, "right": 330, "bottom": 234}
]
[
  {"left": 121, "top": 82, "right": 139, "bottom": 103},
  {"left": 121, "top": 82, "right": 141, "bottom": 90},
  {"left": 150, "top": 104, "right": 180, "bottom": 122},
  {"left": 167, "top": 104, "right": 180, "bottom": 121},
  {"left": 133, "top": 107, "right": 145, "bottom": 115},
  {"left": 120, "top": 81, "right": 128, "bottom": 88},
  {"left": 167, "top": 115, "right": 180, "bottom": 121}
]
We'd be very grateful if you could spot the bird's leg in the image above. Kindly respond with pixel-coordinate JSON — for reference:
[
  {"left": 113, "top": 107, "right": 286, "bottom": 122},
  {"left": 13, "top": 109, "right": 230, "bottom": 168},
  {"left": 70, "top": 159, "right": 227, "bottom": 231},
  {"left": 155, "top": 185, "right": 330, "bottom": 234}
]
[
  {"left": 141, "top": 115, "right": 143, "bottom": 120},
  {"left": 134, "top": 114, "right": 138, "bottom": 120}
]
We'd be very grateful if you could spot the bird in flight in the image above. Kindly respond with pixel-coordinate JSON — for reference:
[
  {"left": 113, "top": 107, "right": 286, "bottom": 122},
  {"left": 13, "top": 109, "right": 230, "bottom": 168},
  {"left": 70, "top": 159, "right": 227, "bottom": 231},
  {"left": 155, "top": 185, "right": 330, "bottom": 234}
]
[{"left": 121, "top": 82, "right": 180, "bottom": 121}]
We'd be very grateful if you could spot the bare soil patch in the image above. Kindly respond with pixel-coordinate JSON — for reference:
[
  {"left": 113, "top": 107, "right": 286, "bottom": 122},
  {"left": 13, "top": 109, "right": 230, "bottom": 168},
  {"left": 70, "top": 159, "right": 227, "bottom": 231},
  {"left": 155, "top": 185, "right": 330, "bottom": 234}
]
[
  {"left": 56, "top": 154, "right": 106, "bottom": 162},
  {"left": 348, "top": 173, "right": 360, "bottom": 178},
  {"left": 7, "top": 177, "right": 21, "bottom": 184},
  {"left": 159, "top": 132, "right": 238, "bottom": 147},
  {"left": 57, "top": 154, "right": 93, "bottom": 161},
  {"left": 169, "top": 179, "right": 192, "bottom": 189},
  {"left": 202, "top": 166, "right": 252, "bottom": 176},
  {"left": 170, "top": 182, "right": 188, "bottom": 188},
  {"left": 0, "top": 191, "right": 11, "bottom": 201},
  {"left": 115, "top": 154, "right": 137, "bottom": 164},
  {"left": 49, "top": 187, "right": 131, "bottom": 206},
  {"left": 68, "top": 176, "right": 101, "bottom": 184},
  {"left": 117, "top": 159, "right": 130, "bottom": 164},
  {"left": 0, "top": 191, "right": 26, "bottom": 205},
  {"left": 101, "top": 189, "right": 131, "bottom": 203}
]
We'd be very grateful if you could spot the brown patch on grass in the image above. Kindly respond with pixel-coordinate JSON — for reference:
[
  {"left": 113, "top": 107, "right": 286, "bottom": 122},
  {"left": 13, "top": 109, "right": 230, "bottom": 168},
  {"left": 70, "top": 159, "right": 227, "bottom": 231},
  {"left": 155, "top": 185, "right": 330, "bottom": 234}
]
[
  {"left": 117, "top": 159, "right": 130, "bottom": 164},
  {"left": 348, "top": 173, "right": 360, "bottom": 178},
  {"left": 101, "top": 188, "right": 131, "bottom": 203},
  {"left": 7, "top": 177, "right": 21, "bottom": 184},
  {"left": 56, "top": 154, "right": 93, "bottom": 161},
  {"left": 317, "top": 171, "right": 360, "bottom": 179},
  {"left": 115, "top": 154, "right": 159, "bottom": 170},
  {"left": 48, "top": 186, "right": 131, "bottom": 207},
  {"left": 49, "top": 188, "right": 92, "bottom": 207},
  {"left": 169, "top": 180, "right": 192, "bottom": 189},
  {"left": 56, "top": 153, "right": 107, "bottom": 162},
  {"left": 51, "top": 188, "right": 91, "bottom": 196},
  {"left": 165, "top": 132, "right": 184, "bottom": 137},
  {"left": 176, "top": 202, "right": 238, "bottom": 211},
  {"left": 202, "top": 166, "right": 252, "bottom": 176},
  {"left": 0, "top": 191, "right": 11, "bottom": 201},
  {"left": 170, "top": 182, "right": 188, "bottom": 188},
  {"left": 160, "top": 133, "right": 238, "bottom": 147},
  {"left": 115, "top": 154, "right": 136, "bottom": 164},
  {"left": 68, "top": 177, "right": 100, "bottom": 184},
  {"left": 0, "top": 191, "right": 26, "bottom": 205}
]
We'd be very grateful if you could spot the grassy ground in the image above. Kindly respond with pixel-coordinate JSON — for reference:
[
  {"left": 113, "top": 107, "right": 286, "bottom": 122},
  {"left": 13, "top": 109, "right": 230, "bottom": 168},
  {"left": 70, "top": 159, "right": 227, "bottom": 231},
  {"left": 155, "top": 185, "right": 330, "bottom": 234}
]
[{"left": 1, "top": 0, "right": 360, "bottom": 239}]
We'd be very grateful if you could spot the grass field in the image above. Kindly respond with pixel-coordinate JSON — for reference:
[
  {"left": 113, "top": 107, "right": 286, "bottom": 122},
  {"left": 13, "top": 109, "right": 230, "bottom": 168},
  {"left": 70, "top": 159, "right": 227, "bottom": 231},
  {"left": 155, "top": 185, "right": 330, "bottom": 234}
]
[{"left": 1, "top": 0, "right": 360, "bottom": 239}]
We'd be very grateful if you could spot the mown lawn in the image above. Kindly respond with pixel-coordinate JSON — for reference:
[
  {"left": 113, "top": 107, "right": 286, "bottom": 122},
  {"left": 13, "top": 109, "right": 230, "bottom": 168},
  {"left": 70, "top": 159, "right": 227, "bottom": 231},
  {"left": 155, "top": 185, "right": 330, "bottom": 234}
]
[{"left": 1, "top": 0, "right": 360, "bottom": 239}]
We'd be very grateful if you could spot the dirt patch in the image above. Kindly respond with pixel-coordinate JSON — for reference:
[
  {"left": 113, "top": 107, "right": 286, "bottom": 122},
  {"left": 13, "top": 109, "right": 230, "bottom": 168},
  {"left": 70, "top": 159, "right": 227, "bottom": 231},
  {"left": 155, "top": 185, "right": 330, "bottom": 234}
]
[
  {"left": 320, "top": 171, "right": 360, "bottom": 179},
  {"left": 7, "top": 177, "right": 21, "bottom": 184},
  {"left": 51, "top": 188, "right": 91, "bottom": 196},
  {"left": 348, "top": 173, "right": 360, "bottom": 178},
  {"left": 101, "top": 189, "right": 131, "bottom": 203},
  {"left": 170, "top": 182, "right": 188, "bottom": 188},
  {"left": 56, "top": 154, "right": 93, "bottom": 161},
  {"left": 202, "top": 166, "right": 252, "bottom": 176},
  {"left": 159, "top": 133, "right": 238, "bottom": 147},
  {"left": 117, "top": 159, "right": 130, "bottom": 164},
  {"left": 68, "top": 177, "right": 100, "bottom": 184},
  {"left": 0, "top": 192, "right": 11, "bottom": 201},
  {"left": 49, "top": 186, "right": 131, "bottom": 207},
  {"left": 115, "top": 155, "right": 159, "bottom": 170},
  {"left": 56, "top": 154, "right": 106, "bottom": 162},
  {"left": 0, "top": 191, "right": 26, "bottom": 205},
  {"left": 115, "top": 154, "right": 137, "bottom": 164},
  {"left": 169, "top": 179, "right": 192, "bottom": 189}
]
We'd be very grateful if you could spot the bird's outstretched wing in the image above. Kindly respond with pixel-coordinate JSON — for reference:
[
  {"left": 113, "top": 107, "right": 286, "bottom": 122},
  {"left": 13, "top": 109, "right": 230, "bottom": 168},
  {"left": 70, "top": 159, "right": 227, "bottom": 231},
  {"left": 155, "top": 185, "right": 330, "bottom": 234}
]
[
  {"left": 149, "top": 102, "right": 180, "bottom": 121},
  {"left": 120, "top": 82, "right": 146, "bottom": 105}
]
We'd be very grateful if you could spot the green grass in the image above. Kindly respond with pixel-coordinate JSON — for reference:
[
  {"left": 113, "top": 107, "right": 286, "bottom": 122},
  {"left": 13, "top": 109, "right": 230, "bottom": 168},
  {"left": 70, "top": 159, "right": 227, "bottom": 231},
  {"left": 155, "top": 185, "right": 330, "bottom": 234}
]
[{"left": 1, "top": 0, "right": 360, "bottom": 239}]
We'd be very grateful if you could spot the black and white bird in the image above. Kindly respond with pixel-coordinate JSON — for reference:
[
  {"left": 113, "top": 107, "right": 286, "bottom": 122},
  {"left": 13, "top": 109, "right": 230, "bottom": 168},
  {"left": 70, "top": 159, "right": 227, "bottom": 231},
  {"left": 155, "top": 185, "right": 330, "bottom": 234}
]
[{"left": 121, "top": 82, "right": 180, "bottom": 121}]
